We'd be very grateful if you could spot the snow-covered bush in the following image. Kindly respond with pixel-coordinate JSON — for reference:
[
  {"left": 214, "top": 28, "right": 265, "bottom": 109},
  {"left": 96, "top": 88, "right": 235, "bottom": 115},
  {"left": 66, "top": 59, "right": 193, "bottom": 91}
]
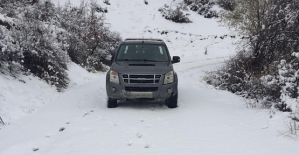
[
  {"left": 0, "top": 1, "right": 70, "bottom": 90},
  {"left": 59, "top": 1, "right": 122, "bottom": 72},
  {"left": 16, "top": 20, "right": 69, "bottom": 90},
  {"left": 0, "top": 0, "right": 122, "bottom": 90},
  {"left": 99, "top": 31, "right": 122, "bottom": 66},
  {"left": 207, "top": 0, "right": 299, "bottom": 121},
  {"left": 103, "top": 0, "right": 110, "bottom": 5},
  {"left": 159, "top": 4, "right": 192, "bottom": 23},
  {"left": 184, "top": 0, "right": 218, "bottom": 18},
  {"left": 0, "top": 25, "right": 22, "bottom": 76},
  {"left": 205, "top": 52, "right": 269, "bottom": 107},
  {"left": 216, "top": 0, "right": 235, "bottom": 11},
  {"left": 0, "top": 19, "right": 11, "bottom": 30}
]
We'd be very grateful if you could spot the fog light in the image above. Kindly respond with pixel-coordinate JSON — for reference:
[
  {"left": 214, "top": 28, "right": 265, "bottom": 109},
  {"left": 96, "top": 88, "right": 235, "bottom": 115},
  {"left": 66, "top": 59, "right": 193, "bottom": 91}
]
[
  {"left": 112, "top": 87, "right": 117, "bottom": 92},
  {"left": 167, "top": 88, "right": 172, "bottom": 93}
]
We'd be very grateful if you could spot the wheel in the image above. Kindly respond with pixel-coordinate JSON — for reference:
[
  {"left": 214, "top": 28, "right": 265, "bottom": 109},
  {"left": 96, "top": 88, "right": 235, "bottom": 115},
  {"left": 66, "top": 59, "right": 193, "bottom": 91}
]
[
  {"left": 107, "top": 97, "right": 118, "bottom": 108},
  {"left": 166, "top": 93, "right": 178, "bottom": 108}
]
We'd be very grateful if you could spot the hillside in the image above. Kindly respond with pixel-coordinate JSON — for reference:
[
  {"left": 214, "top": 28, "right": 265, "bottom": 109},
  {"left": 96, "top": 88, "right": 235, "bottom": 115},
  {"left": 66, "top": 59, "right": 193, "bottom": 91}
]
[{"left": 0, "top": 0, "right": 298, "bottom": 155}]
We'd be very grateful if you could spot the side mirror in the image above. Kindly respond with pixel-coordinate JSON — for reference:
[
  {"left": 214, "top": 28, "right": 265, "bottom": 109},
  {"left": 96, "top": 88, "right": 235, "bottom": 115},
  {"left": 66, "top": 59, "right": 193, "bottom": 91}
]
[
  {"left": 105, "top": 54, "right": 114, "bottom": 66},
  {"left": 106, "top": 54, "right": 114, "bottom": 62},
  {"left": 172, "top": 56, "right": 180, "bottom": 64},
  {"left": 110, "top": 54, "right": 114, "bottom": 63}
]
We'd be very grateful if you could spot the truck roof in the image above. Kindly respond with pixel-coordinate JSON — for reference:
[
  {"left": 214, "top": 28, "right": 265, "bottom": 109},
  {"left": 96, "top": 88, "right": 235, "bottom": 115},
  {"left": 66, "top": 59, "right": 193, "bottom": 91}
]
[{"left": 122, "top": 38, "right": 166, "bottom": 45}]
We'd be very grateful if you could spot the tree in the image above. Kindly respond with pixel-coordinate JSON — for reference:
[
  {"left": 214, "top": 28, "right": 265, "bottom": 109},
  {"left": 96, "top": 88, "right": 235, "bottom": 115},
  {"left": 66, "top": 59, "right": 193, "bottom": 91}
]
[
  {"left": 59, "top": 0, "right": 121, "bottom": 72},
  {"left": 0, "top": 0, "right": 69, "bottom": 91},
  {"left": 220, "top": 0, "right": 270, "bottom": 36},
  {"left": 208, "top": 0, "right": 299, "bottom": 110}
]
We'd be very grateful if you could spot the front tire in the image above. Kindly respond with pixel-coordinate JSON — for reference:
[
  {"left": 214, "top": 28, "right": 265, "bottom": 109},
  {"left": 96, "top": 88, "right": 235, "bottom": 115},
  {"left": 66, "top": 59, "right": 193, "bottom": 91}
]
[
  {"left": 166, "top": 93, "right": 178, "bottom": 108},
  {"left": 107, "top": 97, "right": 118, "bottom": 108}
]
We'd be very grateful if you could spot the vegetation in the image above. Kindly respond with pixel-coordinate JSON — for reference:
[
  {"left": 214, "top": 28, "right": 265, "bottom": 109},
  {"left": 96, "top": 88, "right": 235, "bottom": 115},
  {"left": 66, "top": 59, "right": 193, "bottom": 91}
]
[
  {"left": 159, "top": 3, "right": 192, "bottom": 23},
  {"left": 0, "top": 0, "right": 121, "bottom": 91},
  {"left": 206, "top": 0, "right": 299, "bottom": 123},
  {"left": 183, "top": 0, "right": 236, "bottom": 18}
]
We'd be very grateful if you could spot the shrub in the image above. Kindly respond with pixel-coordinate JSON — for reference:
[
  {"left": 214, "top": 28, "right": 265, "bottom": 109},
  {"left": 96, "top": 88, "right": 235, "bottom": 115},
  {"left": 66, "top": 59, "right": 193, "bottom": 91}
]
[
  {"left": 59, "top": 1, "right": 122, "bottom": 72},
  {"left": 184, "top": 0, "right": 218, "bottom": 18},
  {"left": 217, "top": 0, "right": 236, "bottom": 11},
  {"left": 0, "top": 26, "right": 22, "bottom": 76},
  {"left": 16, "top": 21, "right": 69, "bottom": 90},
  {"left": 0, "top": 0, "right": 69, "bottom": 90},
  {"left": 207, "top": 0, "right": 299, "bottom": 114},
  {"left": 1, "top": 0, "right": 120, "bottom": 90},
  {"left": 103, "top": 0, "right": 110, "bottom": 5},
  {"left": 159, "top": 4, "right": 192, "bottom": 23}
]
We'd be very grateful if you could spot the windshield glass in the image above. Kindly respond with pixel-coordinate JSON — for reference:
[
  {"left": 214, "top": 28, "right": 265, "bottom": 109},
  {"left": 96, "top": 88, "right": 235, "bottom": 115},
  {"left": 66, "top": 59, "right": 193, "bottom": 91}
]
[{"left": 116, "top": 44, "right": 169, "bottom": 62}]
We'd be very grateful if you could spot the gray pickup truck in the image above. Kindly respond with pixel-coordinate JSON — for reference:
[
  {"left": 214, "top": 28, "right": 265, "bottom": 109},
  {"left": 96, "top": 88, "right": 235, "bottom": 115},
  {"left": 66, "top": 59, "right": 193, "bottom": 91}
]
[{"left": 106, "top": 38, "right": 180, "bottom": 108}]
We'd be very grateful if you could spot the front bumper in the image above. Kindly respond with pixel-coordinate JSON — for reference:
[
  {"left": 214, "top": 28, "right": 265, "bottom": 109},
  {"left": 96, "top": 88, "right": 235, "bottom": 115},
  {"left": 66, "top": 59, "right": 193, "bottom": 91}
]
[{"left": 106, "top": 82, "right": 178, "bottom": 101}]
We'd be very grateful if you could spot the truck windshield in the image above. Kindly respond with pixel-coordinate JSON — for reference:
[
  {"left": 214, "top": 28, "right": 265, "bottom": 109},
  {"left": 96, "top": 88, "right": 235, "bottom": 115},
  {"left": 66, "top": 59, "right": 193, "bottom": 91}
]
[{"left": 116, "top": 44, "right": 169, "bottom": 62}]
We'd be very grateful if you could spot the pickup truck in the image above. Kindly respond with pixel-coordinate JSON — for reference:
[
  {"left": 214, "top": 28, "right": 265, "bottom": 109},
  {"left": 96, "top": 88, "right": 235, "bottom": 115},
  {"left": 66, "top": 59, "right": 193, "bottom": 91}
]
[{"left": 106, "top": 38, "right": 180, "bottom": 108}]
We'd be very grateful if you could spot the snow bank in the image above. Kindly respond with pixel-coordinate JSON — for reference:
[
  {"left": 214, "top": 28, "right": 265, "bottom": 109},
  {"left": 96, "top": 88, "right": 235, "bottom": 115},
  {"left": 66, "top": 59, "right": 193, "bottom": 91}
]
[{"left": 0, "top": 74, "right": 57, "bottom": 124}]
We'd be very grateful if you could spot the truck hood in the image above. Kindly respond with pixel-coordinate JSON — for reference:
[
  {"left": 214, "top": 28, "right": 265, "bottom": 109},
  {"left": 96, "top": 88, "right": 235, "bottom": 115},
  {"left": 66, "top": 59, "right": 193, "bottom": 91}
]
[{"left": 111, "top": 61, "right": 173, "bottom": 74}]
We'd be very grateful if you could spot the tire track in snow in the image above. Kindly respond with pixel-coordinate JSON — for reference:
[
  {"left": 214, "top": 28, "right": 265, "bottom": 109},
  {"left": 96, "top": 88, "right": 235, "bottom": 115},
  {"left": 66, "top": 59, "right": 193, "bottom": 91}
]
[
  {"left": 177, "top": 62, "right": 224, "bottom": 73},
  {"left": 178, "top": 56, "right": 229, "bottom": 65},
  {"left": 176, "top": 56, "right": 228, "bottom": 73},
  {"left": 95, "top": 112, "right": 152, "bottom": 149}
]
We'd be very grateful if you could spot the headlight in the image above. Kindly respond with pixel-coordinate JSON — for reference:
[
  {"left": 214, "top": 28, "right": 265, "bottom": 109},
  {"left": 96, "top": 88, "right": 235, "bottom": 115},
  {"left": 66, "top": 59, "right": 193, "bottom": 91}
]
[
  {"left": 164, "top": 71, "right": 174, "bottom": 84},
  {"left": 110, "top": 70, "right": 119, "bottom": 84}
]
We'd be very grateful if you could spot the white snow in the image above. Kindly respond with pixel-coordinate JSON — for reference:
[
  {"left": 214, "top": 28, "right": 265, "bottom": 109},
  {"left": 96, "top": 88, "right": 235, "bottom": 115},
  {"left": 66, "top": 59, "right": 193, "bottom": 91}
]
[
  {"left": 0, "top": 13, "right": 14, "bottom": 24},
  {"left": 0, "top": 0, "right": 298, "bottom": 154},
  {"left": 0, "top": 74, "right": 57, "bottom": 123}
]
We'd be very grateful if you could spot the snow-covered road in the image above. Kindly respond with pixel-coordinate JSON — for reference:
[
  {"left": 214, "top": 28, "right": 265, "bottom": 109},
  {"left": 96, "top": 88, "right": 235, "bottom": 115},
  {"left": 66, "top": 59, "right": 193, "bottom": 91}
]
[
  {"left": 1, "top": 0, "right": 298, "bottom": 154},
  {"left": 0, "top": 58, "right": 298, "bottom": 155}
]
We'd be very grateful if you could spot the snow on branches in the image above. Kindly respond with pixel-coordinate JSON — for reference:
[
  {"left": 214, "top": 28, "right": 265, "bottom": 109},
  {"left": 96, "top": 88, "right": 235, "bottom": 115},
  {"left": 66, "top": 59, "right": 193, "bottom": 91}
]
[
  {"left": 0, "top": 0, "right": 121, "bottom": 91},
  {"left": 159, "top": 3, "right": 192, "bottom": 23}
]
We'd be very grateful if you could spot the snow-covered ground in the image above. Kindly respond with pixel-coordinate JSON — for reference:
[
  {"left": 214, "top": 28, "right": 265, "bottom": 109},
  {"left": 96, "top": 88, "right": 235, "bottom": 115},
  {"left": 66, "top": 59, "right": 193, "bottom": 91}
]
[{"left": 0, "top": 0, "right": 298, "bottom": 154}]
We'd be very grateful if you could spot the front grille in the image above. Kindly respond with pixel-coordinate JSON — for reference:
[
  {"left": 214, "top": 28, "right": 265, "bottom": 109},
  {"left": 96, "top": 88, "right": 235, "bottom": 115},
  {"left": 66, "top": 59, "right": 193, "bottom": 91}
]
[
  {"left": 122, "top": 74, "right": 161, "bottom": 84},
  {"left": 130, "top": 80, "right": 155, "bottom": 83},
  {"left": 125, "top": 87, "right": 158, "bottom": 92},
  {"left": 130, "top": 75, "right": 154, "bottom": 78}
]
